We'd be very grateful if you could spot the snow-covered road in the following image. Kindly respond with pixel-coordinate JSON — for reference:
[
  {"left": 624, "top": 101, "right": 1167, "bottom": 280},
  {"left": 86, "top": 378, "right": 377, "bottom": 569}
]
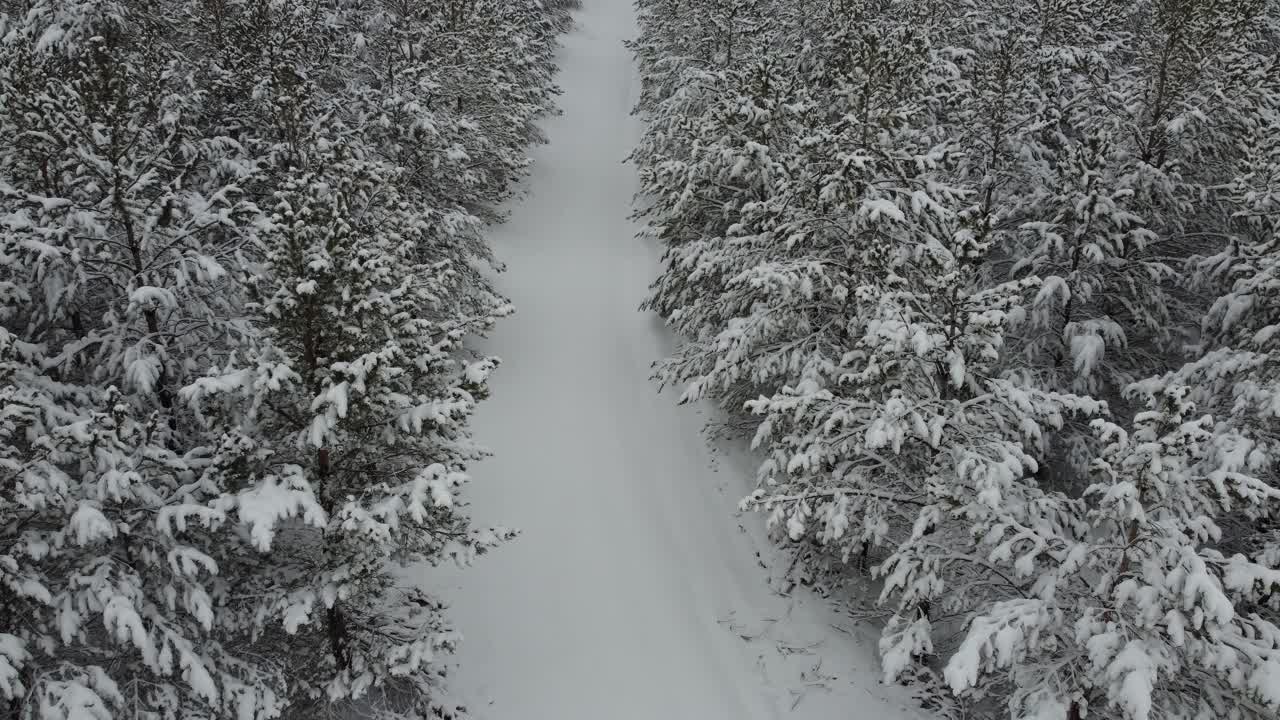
[{"left": 433, "top": 2, "right": 925, "bottom": 718}]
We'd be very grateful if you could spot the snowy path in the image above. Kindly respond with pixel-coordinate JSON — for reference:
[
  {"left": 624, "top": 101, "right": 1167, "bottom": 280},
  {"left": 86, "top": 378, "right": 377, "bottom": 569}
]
[{"left": 432, "top": 2, "right": 924, "bottom": 718}]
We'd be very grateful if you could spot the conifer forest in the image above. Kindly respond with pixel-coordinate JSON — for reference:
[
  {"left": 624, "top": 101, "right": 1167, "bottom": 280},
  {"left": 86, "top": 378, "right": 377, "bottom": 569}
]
[{"left": 3, "top": 1, "right": 1280, "bottom": 719}]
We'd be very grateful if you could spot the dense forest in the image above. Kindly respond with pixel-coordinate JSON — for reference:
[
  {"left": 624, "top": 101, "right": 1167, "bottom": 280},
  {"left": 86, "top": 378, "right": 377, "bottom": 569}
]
[
  {"left": 5, "top": 0, "right": 1280, "bottom": 718},
  {"left": 630, "top": 0, "right": 1280, "bottom": 718},
  {"left": 0, "top": 0, "right": 571, "bottom": 717}
]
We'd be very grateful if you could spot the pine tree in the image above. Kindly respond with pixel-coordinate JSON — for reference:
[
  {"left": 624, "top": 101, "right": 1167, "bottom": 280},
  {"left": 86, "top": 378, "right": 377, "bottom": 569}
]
[
  {"left": 181, "top": 139, "right": 512, "bottom": 718},
  {"left": 633, "top": 0, "right": 1280, "bottom": 717},
  {"left": 0, "top": 0, "right": 282, "bottom": 715},
  {"left": 3, "top": 0, "right": 568, "bottom": 715},
  {"left": 947, "top": 386, "right": 1280, "bottom": 720}
]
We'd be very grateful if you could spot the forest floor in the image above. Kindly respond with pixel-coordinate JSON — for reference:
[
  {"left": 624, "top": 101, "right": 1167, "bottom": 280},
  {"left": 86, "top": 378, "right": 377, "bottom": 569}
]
[{"left": 430, "top": 1, "right": 927, "bottom": 717}]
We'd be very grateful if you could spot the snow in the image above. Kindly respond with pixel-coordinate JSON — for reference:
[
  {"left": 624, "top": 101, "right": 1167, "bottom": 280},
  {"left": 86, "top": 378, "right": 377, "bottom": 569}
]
[
  {"left": 0, "top": 634, "right": 29, "bottom": 701},
  {"left": 429, "top": 2, "right": 924, "bottom": 718},
  {"left": 69, "top": 502, "right": 115, "bottom": 545}
]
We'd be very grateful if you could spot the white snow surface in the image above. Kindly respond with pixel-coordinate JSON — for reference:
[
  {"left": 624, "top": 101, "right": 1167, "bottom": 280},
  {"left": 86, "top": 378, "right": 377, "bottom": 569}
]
[{"left": 431, "top": 2, "right": 927, "bottom": 718}]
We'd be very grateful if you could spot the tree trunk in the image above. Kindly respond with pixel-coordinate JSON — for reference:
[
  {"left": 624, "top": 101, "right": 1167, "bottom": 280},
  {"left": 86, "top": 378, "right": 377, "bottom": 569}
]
[{"left": 327, "top": 603, "right": 350, "bottom": 669}]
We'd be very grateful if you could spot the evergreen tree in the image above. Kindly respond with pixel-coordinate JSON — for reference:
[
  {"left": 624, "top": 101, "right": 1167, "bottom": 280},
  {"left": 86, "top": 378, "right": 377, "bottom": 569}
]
[
  {"left": 1, "top": 0, "right": 570, "bottom": 715},
  {"left": 183, "top": 140, "right": 511, "bottom": 718},
  {"left": 0, "top": 0, "right": 281, "bottom": 715},
  {"left": 947, "top": 387, "right": 1280, "bottom": 720},
  {"left": 632, "top": 0, "right": 1280, "bottom": 716}
]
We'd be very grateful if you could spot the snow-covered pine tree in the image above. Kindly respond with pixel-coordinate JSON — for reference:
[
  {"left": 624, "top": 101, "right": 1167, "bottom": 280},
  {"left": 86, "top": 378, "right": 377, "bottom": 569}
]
[
  {"left": 636, "top": 59, "right": 800, "bottom": 412},
  {"left": 1129, "top": 111, "right": 1280, "bottom": 695},
  {"left": 946, "top": 386, "right": 1280, "bottom": 720},
  {"left": 1151, "top": 19, "right": 1280, "bottom": 504},
  {"left": 1005, "top": 129, "right": 1173, "bottom": 488},
  {"left": 0, "top": 0, "right": 259, "bottom": 444},
  {"left": 0, "top": 334, "right": 285, "bottom": 718},
  {"left": 924, "top": 0, "right": 1280, "bottom": 501},
  {"left": 633, "top": 0, "right": 1280, "bottom": 717},
  {"left": 1007, "top": 0, "right": 1279, "bottom": 406},
  {"left": 729, "top": 112, "right": 1106, "bottom": 688},
  {"left": 636, "top": 2, "right": 1102, "bottom": 680},
  {"left": 344, "top": 0, "right": 570, "bottom": 217},
  {"left": 940, "top": 0, "right": 1144, "bottom": 402},
  {"left": 3, "top": 0, "right": 569, "bottom": 715},
  {"left": 181, "top": 138, "right": 512, "bottom": 719},
  {"left": 629, "top": 0, "right": 791, "bottom": 129},
  {"left": 637, "top": 13, "right": 951, "bottom": 417},
  {"left": 0, "top": 0, "right": 284, "bottom": 715}
]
